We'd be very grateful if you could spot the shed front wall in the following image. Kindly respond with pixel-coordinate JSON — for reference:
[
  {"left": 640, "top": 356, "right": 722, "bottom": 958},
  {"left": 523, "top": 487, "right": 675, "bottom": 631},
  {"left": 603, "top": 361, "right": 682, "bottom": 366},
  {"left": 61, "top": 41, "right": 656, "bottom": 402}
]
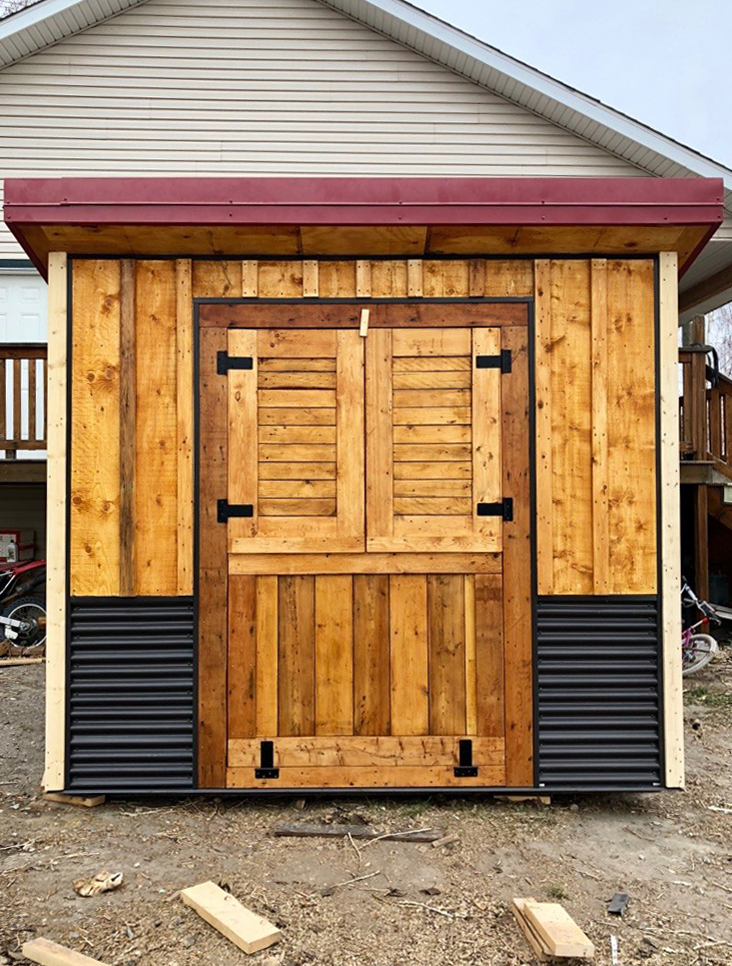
[{"left": 59, "top": 255, "right": 662, "bottom": 793}]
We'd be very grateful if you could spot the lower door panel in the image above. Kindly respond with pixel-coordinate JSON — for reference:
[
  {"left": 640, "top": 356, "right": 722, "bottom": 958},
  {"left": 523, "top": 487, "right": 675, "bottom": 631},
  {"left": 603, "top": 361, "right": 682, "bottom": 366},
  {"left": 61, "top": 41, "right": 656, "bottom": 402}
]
[{"left": 225, "top": 572, "right": 507, "bottom": 789}]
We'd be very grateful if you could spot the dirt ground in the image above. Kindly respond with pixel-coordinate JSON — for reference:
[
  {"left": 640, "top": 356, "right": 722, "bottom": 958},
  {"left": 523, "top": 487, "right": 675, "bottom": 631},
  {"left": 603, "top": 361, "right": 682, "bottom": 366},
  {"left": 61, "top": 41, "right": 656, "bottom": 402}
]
[{"left": 1, "top": 653, "right": 732, "bottom": 966}]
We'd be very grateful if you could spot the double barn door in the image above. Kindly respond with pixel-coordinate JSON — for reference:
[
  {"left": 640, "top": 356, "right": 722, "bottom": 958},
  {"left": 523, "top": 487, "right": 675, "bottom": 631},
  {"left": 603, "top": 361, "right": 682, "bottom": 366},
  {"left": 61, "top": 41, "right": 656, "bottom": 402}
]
[{"left": 205, "top": 316, "right": 528, "bottom": 789}]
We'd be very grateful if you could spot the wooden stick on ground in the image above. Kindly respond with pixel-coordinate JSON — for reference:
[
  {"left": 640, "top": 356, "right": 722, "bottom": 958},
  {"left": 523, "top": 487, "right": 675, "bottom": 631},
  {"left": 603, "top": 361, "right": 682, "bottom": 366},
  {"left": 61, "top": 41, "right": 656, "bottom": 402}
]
[
  {"left": 22, "top": 937, "right": 110, "bottom": 966},
  {"left": 181, "top": 881, "right": 281, "bottom": 955},
  {"left": 273, "top": 823, "right": 442, "bottom": 843}
]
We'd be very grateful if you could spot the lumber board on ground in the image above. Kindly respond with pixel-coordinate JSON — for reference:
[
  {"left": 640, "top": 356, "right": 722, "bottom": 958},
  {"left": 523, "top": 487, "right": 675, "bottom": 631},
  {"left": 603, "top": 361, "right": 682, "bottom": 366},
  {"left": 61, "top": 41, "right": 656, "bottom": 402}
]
[
  {"left": 511, "top": 899, "right": 558, "bottom": 963},
  {"left": 43, "top": 793, "right": 105, "bottom": 808},
  {"left": 181, "top": 881, "right": 281, "bottom": 955},
  {"left": 22, "top": 938, "right": 109, "bottom": 966},
  {"left": 523, "top": 900, "right": 595, "bottom": 959}
]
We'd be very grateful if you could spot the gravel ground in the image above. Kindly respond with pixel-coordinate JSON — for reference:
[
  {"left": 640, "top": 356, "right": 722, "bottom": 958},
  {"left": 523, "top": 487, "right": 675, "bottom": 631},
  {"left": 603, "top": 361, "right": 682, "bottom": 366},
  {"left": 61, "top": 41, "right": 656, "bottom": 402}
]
[{"left": 1, "top": 653, "right": 732, "bottom": 966}]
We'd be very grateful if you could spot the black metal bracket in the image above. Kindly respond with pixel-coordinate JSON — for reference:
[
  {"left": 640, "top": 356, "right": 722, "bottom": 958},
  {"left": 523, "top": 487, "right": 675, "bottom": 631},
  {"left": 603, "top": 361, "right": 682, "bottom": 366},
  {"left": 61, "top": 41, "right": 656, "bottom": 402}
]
[
  {"left": 217, "top": 351, "right": 253, "bottom": 375},
  {"left": 217, "top": 500, "right": 254, "bottom": 523},
  {"left": 254, "top": 740, "right": 279, "bottom": 780},
  {"left": 454, "top": 739, "right": 478, "bottom": 778},
  {"left": 476, "top": 349, "right": 512, "bottom": 373},
  {"left": 477, "top": 498, "right": 513, "bottom": 522}
]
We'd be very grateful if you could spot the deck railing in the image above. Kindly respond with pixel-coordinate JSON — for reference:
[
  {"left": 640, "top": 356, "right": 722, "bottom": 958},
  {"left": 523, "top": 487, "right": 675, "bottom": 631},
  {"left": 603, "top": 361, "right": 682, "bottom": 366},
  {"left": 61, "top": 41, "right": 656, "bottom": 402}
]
[
  {"left": 679, "top": 347, "right": 732, "bottom": 477},
  {"left": 0, "top": 343, "right": 47, "bottom": 459}
]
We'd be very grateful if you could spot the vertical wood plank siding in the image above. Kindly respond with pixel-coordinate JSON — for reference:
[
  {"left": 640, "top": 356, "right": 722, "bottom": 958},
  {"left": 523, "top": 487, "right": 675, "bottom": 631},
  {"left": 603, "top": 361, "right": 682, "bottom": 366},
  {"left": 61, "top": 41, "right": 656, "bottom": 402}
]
[
  {"left": 0, "top": 0, "right": 647, "bottom": 257},
  {"left": 535, "top": 258, "right": 657, "bottom": 595}
]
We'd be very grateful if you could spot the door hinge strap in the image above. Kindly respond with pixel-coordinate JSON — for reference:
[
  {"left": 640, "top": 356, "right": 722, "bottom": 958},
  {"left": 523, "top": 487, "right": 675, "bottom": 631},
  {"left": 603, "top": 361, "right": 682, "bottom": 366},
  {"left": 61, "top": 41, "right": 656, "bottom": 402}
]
[
  {"left": 454, "top": 739, "right": 478, "bottom": 778},
  {"left": 217, "top": 500, "right": 254, "bottom": 523},
  {"left": 255, "top": 740, "right": 279, "bottom": 780},
  {"left": 476, "top": 498, "right": 513, "bottom": 522},
  {"left": 217, "top": 351, "right": 253, "bottom": 375},
  {"left": 476, "top": 350, "right": 511, "bottom": 373}
]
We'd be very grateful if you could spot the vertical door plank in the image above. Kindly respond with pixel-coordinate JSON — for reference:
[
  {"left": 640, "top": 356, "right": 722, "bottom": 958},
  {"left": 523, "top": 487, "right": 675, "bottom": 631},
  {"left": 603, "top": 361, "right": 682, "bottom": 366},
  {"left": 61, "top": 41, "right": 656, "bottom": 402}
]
[
  {"left": 389, "top": 575, "right": 429, "bottom": 736},
  {"left": 315, "top": 576, "right": 354, "bottom": 735},
  {"left": 336, "top": 332, "right": 365, "bottom": 545},
  {"left": 590, "top": 259, "right": 610, "bottom": 594},
  {"left": 134, "top": 260, "right": 178, "bottom": 595},
  {"left": 255, "top": 576, "right": 279, "bottom": 736},
  {"left": 534, "top": 259, "right": 553, "bottom": 595},
  {"left": 501, "top": 327, "right": 533, "bottom": 784},
  {"left": 366, "top": 329, "right": 394, "bottom": 544},
  {"left": 427, "top": 574, "right": 466, "bottom": 735},
  {"left": 228, "top": 575, "right": 257, "bottom": 739},
  {"left": 473, "top": 328, "right": 503, "bottom": 541},
  {"left": 606, "top": 260, "right": 657, "bottom": 593},
  {"left": 353, "top": 575, "right": 391, "bottom": 735},
  {"left": 176, "top": 259, "right": 194, "bottom": 596},
  {"left": 198, "top": 326, "right": 228, "bottom": 786},
  {"left": 118, "top": 259, "right": 136, "bottom": 597},
  {"left": 474, "top": 573, "right": 504, "bottom": 737},
  {"left": 227, "top": 329, "right": 258, "bottom": 546},
  {"left": 278, "top": 576, "right": 316, "bottom": 737},
  {"left": 464, "top": 575, "right": 477, "bottom": 736},
  {"left": 70, "top": 259, "right": 121, "bottom": 596}
]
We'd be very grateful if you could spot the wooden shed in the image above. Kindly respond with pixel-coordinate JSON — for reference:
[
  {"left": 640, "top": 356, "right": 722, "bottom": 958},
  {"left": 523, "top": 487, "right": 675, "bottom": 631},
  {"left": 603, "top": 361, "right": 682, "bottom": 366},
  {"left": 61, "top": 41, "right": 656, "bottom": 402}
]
[{"left": 3, "top": 175, "right": 724, "bottom": 795}]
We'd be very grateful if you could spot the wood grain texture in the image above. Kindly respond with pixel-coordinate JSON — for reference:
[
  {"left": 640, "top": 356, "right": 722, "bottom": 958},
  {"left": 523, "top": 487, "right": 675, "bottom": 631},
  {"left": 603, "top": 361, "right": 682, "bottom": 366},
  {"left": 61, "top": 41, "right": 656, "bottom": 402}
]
[
  {"left": 134, "top": 260, "right": 178, "bottom": 595},
  {"left": 255, "top": 576, "right": 279, "bottom": 737},
  {"left": 228, "top": 575, "right": 257, "bottom": 739},
  {"left": 590, "top": 259, "right": 610, "bottom": 594},
  {"left": 118, "top": 259, "right": 136, "bottom": 597},
  {"left": 475, "top": 573, "right": 504, "bottom": 738},
  {"left": 176, "top": 259, "right": 194, "bottom": 595},
  {"left": 605, "top": 260, "right": 657, "bottom": 593},
  {"left": 227, "top": 763, "right": 505, "bottom": 789},
  {"left": 198, "top": 326, "right": 228, "bottom": 787},
  {"left": 43, "top": 252, "right": 67, "bottom": 793},
  {"left": 278, "top": 576, "right": 316, "bottom": 737},
  {"left": 315, "top": 576, "right": 354, "bottom": 735},
  {"left": 230, "top": 553, "right": 501, "bottom": 575},
  {"left": 353, "top": 575, "right": 391, "bottom": 735},
  {"left": 389, "top": 576, "right": 429, "bottom": 736},
  {"left": 534, "top": 260, "right": 553, "bottom": 595},
  {"left": 427, "top": 575, "right": 466, "bottom": 735},
  {"left": 70, "top": 259, "right": 121, "bottom": 596}
]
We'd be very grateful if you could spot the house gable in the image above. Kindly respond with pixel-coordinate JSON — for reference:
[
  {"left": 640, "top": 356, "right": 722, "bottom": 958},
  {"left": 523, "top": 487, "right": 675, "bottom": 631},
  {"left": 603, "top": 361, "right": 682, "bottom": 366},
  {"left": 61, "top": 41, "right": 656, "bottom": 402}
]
[{"left": 0, "top": 0, "right": 647, "bottom": 256}]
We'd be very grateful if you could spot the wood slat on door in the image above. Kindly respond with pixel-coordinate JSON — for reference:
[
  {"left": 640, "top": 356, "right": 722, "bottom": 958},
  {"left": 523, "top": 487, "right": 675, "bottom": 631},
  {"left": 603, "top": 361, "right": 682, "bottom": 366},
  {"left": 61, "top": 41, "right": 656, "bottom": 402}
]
[{"left": 366, "top": 328, "right": 502, "bottom": 552}]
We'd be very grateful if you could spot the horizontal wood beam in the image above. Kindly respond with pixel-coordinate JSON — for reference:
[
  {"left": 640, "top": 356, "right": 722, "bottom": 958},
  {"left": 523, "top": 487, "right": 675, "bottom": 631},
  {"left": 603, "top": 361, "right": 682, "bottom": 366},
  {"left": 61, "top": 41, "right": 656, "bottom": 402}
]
[{"left": 680, "top": 259, "right": 732, "bottom": 314}]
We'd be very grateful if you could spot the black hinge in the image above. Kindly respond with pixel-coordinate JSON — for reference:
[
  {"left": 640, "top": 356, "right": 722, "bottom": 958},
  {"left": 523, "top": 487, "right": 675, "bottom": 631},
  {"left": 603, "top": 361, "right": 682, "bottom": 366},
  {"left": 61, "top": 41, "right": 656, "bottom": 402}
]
[
  {"left": 476, "top": 498, "right": 513, "bottom": 521},
  {"left": 255, "top": 740, "right": 279, "bottom": 780},
  {"left": 454, "top": 739, "right": 478, "bottom": 778},
  {"left": 217, "top": 351, "right": 253, "bottom": 375},
  {"left": 476, "top": 349, "right": 511, "bottom": 373},
  {"left": 217, "top": 500, "right": 254, "bottom": 523}
]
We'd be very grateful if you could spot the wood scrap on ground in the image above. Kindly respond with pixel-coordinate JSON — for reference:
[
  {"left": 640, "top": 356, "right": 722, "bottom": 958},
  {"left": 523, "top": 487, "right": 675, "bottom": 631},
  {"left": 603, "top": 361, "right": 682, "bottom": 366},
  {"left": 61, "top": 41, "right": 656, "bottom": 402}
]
[
  {"left": 22, "top": 937, "right": 110, "bottom": 966},
  {"left": 43, "top": 793, "right": 105, "bottom": 808},
  {"left": 273, "top": 822, "right": 444, "bottom": 842},
  {"left": 0, "top": 656, "right": 44, "bottom": 667},
  {"left": 512, "top": 897, "right": 595, "bottom": 961},
  {"left": 181, "top": 880, "right": 281, "bottom": 955}
]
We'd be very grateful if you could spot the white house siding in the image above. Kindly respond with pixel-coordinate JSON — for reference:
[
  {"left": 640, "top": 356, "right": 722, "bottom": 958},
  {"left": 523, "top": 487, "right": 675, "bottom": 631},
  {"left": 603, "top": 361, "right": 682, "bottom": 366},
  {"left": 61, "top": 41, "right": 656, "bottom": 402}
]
[{"left": 0, "top": 0, "right": 647, "bottom": 257}]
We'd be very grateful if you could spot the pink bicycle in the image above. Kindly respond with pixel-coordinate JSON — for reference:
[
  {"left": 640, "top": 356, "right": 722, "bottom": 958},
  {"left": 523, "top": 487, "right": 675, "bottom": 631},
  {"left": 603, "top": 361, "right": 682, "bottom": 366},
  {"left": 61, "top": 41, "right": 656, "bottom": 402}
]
[{"left": 681, "top": 578, "right": 721, "bottom": 677}]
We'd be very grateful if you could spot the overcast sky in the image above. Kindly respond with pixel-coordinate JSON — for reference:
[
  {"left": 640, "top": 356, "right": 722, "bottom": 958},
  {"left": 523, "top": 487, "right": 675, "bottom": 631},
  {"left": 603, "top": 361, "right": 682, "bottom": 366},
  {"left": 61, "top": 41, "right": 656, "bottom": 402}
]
[{"left": 416, "top": 0, "right": 732, "bottom": 170}]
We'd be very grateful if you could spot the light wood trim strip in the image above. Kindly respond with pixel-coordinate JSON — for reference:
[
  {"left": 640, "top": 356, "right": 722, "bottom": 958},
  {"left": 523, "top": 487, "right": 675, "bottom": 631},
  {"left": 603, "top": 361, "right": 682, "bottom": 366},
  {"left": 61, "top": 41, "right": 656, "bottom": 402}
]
[
  {"left": 176, "top": 259, "right": 194, "bottom": 595},
  {"left": 660, "top": 252, "right": 684, "bottom": 789},
  {"left": 43, "top": 252, "right": 67, "bottom": 793},
  {"left": 228, "top": 735, "right": 505, "bottom": 768},
  {"left": 229, "top": 553, "right": 502, "bottom": 575},
  {"left": 534, "top": 260, "right": 553, "bottom": 595},
  {"left": 302, "top": 260, "right": 319, "bottom": 298},
  {"left": 407, "top": 259, "right": 423, "bottom": 297},
  {"left": 118, "top": 259, "right": 136, "bottom": 597},
  {"left": 590, "top": 259, "right": 610, "bottom": 594},
  {"left": 356, "top": 259, "right": 371, "bottom": 298},
  {"left": 242, "top": 260, "right": 258, "bottom": 298}
]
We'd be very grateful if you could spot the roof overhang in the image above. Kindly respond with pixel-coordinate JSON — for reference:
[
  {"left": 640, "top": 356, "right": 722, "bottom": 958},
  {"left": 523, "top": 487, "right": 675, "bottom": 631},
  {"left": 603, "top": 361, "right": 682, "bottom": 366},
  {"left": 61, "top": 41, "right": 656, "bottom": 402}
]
[{"left": 4, "top": 176, "right": 724, "bottom": 279}]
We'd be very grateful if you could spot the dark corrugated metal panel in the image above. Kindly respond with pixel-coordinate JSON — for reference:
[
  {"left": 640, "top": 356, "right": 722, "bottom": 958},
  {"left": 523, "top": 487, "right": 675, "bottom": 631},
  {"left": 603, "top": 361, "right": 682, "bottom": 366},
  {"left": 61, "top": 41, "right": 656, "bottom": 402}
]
[
  {"left": 68, "top": 597, "right": 195, "bottom": 792},
  {"left": 536, "top": 596, "right": 662, "bottom": 790}
]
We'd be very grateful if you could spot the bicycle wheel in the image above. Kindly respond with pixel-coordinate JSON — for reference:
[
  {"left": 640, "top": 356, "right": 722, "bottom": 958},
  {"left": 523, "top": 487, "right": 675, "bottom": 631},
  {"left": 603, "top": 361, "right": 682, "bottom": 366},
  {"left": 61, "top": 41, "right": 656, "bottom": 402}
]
[
  {"left": 682, "top": 633, "right": 718, "bottom": 677},
  {"left": 2, "top": 596, "right": 47, "bottom": 650}
]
